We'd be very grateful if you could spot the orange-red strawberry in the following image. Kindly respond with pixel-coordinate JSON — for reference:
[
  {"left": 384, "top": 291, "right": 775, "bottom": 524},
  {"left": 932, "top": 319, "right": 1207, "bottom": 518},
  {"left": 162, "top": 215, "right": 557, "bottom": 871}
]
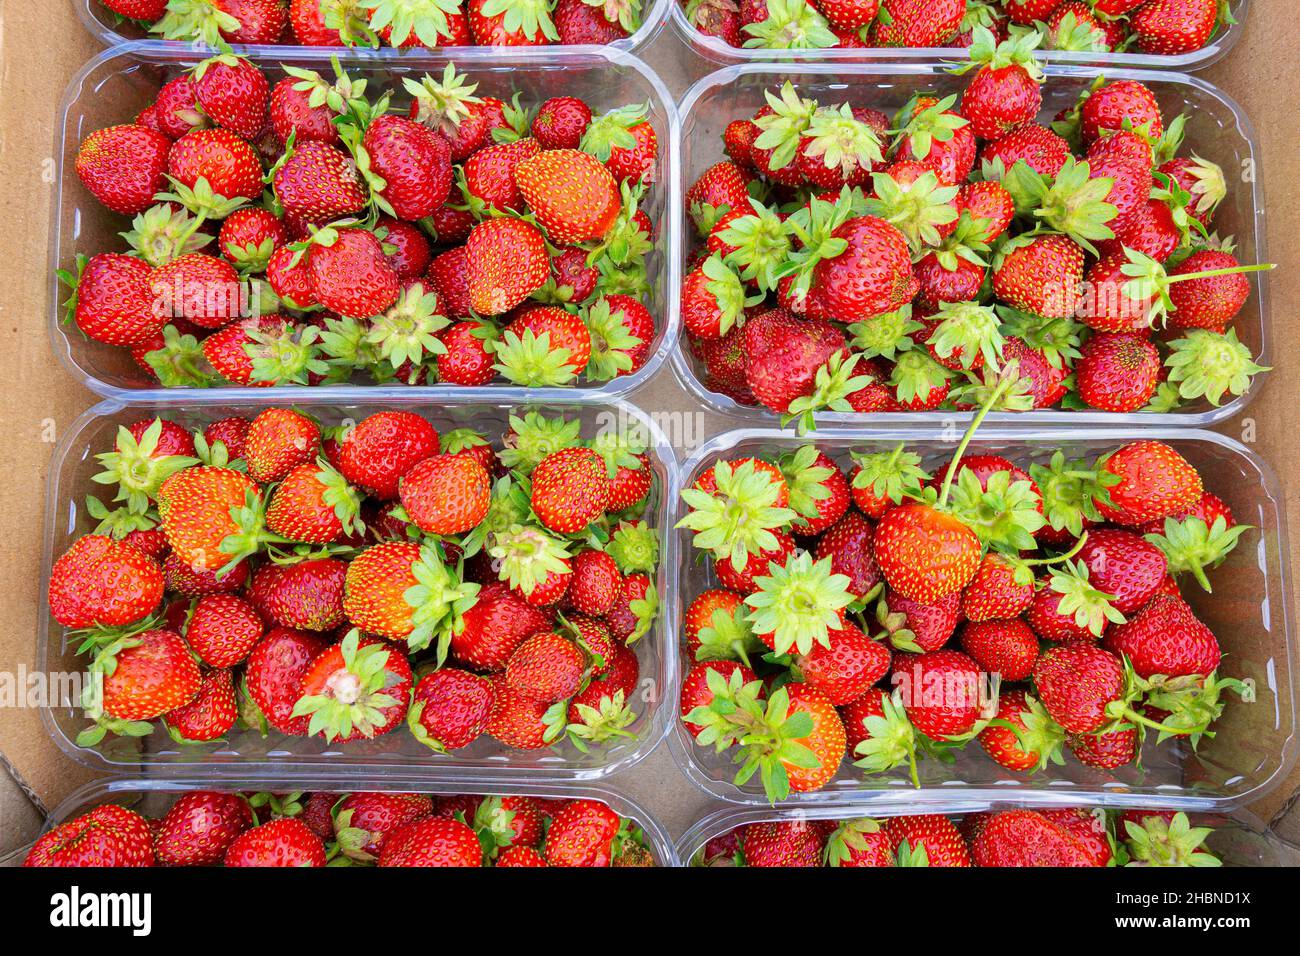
[
  {"left": 60, "top": 253, "right": 163, "bottom": 347},
  {"left": 305, "top": 226, "right": 401, "bottom": 318},
  {"left": 452, "top": 582, "right": 553, "bottom": 671},
  {"left": 679, "top": 660, "right": 757, "bottom": 738},
  {"left": 486, "top": 674, "right": 552, "bottom": 749},
  {"left": 505, "top": 631, "right": 586, "bottom": 704},
  {"left": 1094, "top": 440, "right": 1203, "bottom": 526},
  {"left": 185, "top": 593, "right": 264, "bottom": 667},
  {"left": 164, "top": 667, "right": 238, "bottom": 742},
  {"left": 968, "top": 808, "right": 1104, "bottom": 867},
  {"left": 399, "top": 453, "right": 491, "bottom": 536},
  {"left": 531, "top": 446, "right": 611, "bottom": 534},
  {"left": 100, "top": 628, "right": 203, "bottom": 721},
  {"left": 154, "top": 791, "right": 253, "bottom": 867},
  {"left": 245, "top": 407, "right": 321, "bottom": 483},
  {"left": 884, "top": 814, "right": 971, "bottom": 867},
  {"left": 378, "top": 817, "right": 481, "bottom": 867},
  {"left": 76, "top": 124, "right": 171, "bottom": 215},
  {"left": 244, "top": 626, "right": 329, "bottom": 735},
  {"left": 343, "top": 541, "right": 479, "bottom": 652},
  {"left": 607, "top": 452, "right": 653, "bottom": 511},
  {"left": 48, "top": 534, "right": 164, "bottom": 629},
  {"left": 225, "top": 818, "right": 327, "bottom": 867},
  {"left": 337, "top": 410, "right": 439, "bottom": 500},
  {"left": 961, "top": 619, "right": 1038, "bottom": 681},
  {"left": 1131, "top": 0, "right": 1219, "bottom": 55},
  {"left": 977, "top": 689, "right": 1064, "bottom": 772},
  {"left": 266, "top": 461, "right": 363, "bottom": 544},
  {"left": 466, "top": 217, "right": 549, "bottom": 315},
  {"left": 873, "top": 503, "right": 981, "bottom": 604},
  {"left": 156, "top": 466, "right": 265, "bottom": 572},
  {"left": 409, "top": 667, "right": 495, "bottom": 752},
  {"left": 500, "top": 305, "right": 592, "bottom": 382},
  {"left": 993, "top": 234, "right": 1084, "bottom": 319},
  {"left": 293, "top": 631, "right": 412, "bottom": 742},
  {"left": 24, "top": 805, "right": 154, "bottom": 868},
  {"left": 781, "top": 682, "right": 847, "bottom": 793},
  {"left": 514, "top": 148, "right": 621, "bottom": 244},
  {"left": 961, "top": 552, "right": 1033, "bottom": 621}
]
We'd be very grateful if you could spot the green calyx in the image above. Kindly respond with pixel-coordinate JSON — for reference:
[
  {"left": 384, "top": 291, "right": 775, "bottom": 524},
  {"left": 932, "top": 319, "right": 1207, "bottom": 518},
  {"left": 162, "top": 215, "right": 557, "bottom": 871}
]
[
  {"left": 499, "top": 412, "right": 582, "bottom": 475},
  {"left": 606, "top": 520, "right": 659, "bottom": 574},
  {"left": 847, "top": 305, "right": 920, "bottom": 362},
  {"left": 741, "top": 0, "right": 836, "bottom": 49},
  {"left": 781, "top": 189, "right": 855, "bottom": 300},
  {"left": 1028, "top": 450, "right": 1110, "bottom": 538},
  {"left": 927, "top": 301, "right": 1005, "bottom": 371},
  {"left": 84, "top": 498, "right": 158, "bottom": 541},
  {"left": 151, "top": 0, "right": 241, "bottom": 48},
  {"left": 587, "top": 427, "right": 648, "bottom": 482},
  {"left": 458, "top": 475, "right": 529, "bottom": 559},
  {"left": 997, "top": 694, "right": 1068, "bottom": 772},
  {"left": 156, "top": 174, "right": 249, "bottom": 223},
  {"left": 360, "top": 0, "right": 462, "bottom": 46},
  {"left": 946, "top": 468, "right": 1047, "bottom": 553},
  {"left": 581, "top": 0, "right": 642, "bottom": 32},
  {"left": 488, "top": 523, "right": 572, "bottom": 598},
  {"left": 580, "top": 103, "right": 649, "bottom": 163},
  {"left": 849, "top": 443, "right": 930, "bottom": 508},
  {"left": 1001, "top": 157, "right": 1116, "bottom": 254},
  {"left": 1135, "top": 669, "right": 1252, "bottom": 749},
  {"left": 803, "top": 104, "right": 885, "bottom": 180},
  {"left": 744, "top": 552, "right": 854, "bottom": 657},
  {"left": 851, "top": 692, "right": 919, "bottom": 787},
  {"left": 997, "top": 307, "right": 1083, "bottom": 370},
  {"left": 893, "top": 94, "right": 968, "bottom": 162},
  {"left": 120, "top": 204, "right": 212, "bottom": 268},
  {"left": 402, "top": 545, "right": 480, "bottom": 660},
  {"left": 1145, "top": 515, "right": 1249, "bottom": 594},
  {"left": 567, "top": 689, "right": 638, "bottom": 751},
  {"left": 476, "top": 0, "right": 559, "bottom": 40},
  {"left": 492, "top": 329, "right": 577, "bottom": 387},
  {"left": 693, "top": 604, "right": 763, "bottom": 668},
  {"left": 625, "top": 580, "right": 658, "bottom": 646},
  {"left": 1044, "top": 559, "right": 1125, "bottom": 637},
  {"left": 1044, "top": 9, "right": 1107, "bottom": 52},
  {"left": 824, "top": 817, "right": 883, "bottom": 867},
  {"left": 698, "top": 253, "right": 756, "bottom": 337},
  {"left": 247, "top": 322, "right": 329, "bottom": 387},
  {"left": 314, "top": 459, "right": 366, "bottom": 539},
  {"left": 950, "top": 25, "right": 1045, "bottom": 80},
  {"left": 365, "top": 282, "right": 449, "bottom": 372},
  {"left": 1122, "top": 812, "right": 1222, "bottom": 868},
  {"left": 403, "top": 65, "right": 482, "bottom": 137},
  {"left": 290, "top": 630, "right": 402, "bottom": 742},
  {"left": 784, "top": 352, "right": 876, "bottom": 434},
  {"left": 144, "top": 325, "right": 213, "bottom": 388},
  {"left": 751, "top": 82, "right": 820, "bottom": 169},
  {"left": 716, "top": 199, "right": 791, "bottom": 294},
  {"left": 861, "top": 170, "right": 960, "bottom": 256},
  {"left": 777, "top": 444, "right": 835, "bottom": 526},
  {"left": 93, "top": 419, "right": 199, "bottom": 515},
  {"left": 890, "top": 349, "right": 951, "bottom": 408},
  {"left": 1164, "top": 329, "right": 1269, "bottom": 407},
  {"left": 676, "top": 458, "right": 797, "bottom": 570},
  {"left": 583, "top": 297, "right": 640, "bottom": 382}
]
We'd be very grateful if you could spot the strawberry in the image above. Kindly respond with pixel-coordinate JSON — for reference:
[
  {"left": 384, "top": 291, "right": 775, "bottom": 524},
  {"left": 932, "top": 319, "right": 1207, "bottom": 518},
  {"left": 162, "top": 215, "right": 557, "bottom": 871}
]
[
  {"left": 961, "top": 553, "right": 1033, "bottom": 621},
  {"left": 1095, "top": 441, "right": 1203, "bottom": 526},
  {"left": 961, "top": 619, "right": 1039, "bottom": 681},
  {"left": 808, "top": 212, "right": 918, "bottom": 321},
  {"left": 884, "top": 814, "right": 971, "bottom": 867},
  {"left": 969, "top": 809, "right": 1106, "bottom": 867},
  {"left": 532, "top": 96, "right": 592, "bottom": 150},
  {"left": 544, "top": 800, "right": 624, "bottom": 867},
  {"left": 1080, "top": 80, "right": 1164, "bottom": 145},
  {"left": 409, "top": 668, "right": 495, "bottom": 751},
  {"left": 245, "top": 626, "right": 330, "bottom": 735},
  {"left": 467, "top": 0, "right": 559, "bottom": 45},
  {"left": 164, "top": 667, "right": 238, "bottom": 742},
  {"left": 150, "top": 75, "right": 205, "bottom": 140},
  {"left": 156, "top": 0, "right": 289, "bottom": 44},
  {"left": 555, "top": 0, "right": 628, "bottom": 42},
  {"left": 294, "top": 631, "right": 412, "bottom": 742},
  {"left": 337, "top": 410, "right": 439, "bottom": 500},
  {"left": 495, "top": 846, "right": 547, "bottom": 866},
  {"left": 466, "top": 217, "right": 549, "bottom": 315},
  {"left": 796, "top": 622, "right": 890, "bottom": 705},
  {"left": 76, "top": 125, "right": 171, "bottom": 215},
  {"left": 379, "top": 817, "right": 481, "bottom": 867},
  {"left": 869, "top": 0, "right": 965, "bottom": 45},
  {"left": 739, "top": 820, "right": 824, "bottom": 867},
  {"left": 249, "top": 557, "right": 347, "bottom": 632},
  {"left": 164, "top": 550, "right": 250, "bottom": 597},
  {"left": 191, "top": 55, "right": 269, "bottom": 140},
  {"left": 530, "top": 447, "right": 611, "bottom": 534},
  {"left": 500, "top": 305, "right": 592, "bottom": 383},
  {"left": 977, "top": 689, "right": 1064, "bottom": 772},
  {"left": 186, "top": 593, "right": 264, "bottom": 667},
  {"left": 486, "top": 674, "right": 553, "bottom": 749},
  {"left": 219, "top": 208, "right": 286, "bottom": 271},
  {"left": 814, "top": 511, "right": 881, "bottom": 600},
  {"left": 814, "top": 0, "right": 877, "bottom": 30},
  {"left": 304, "top": 226, "right": 400, "bottom": 317},
  {"left": 874, "top": 502, "right": 981, "bottom": 604},
  {"left": 515, "top": 148, "right": 621, "bottom": 243},
  {"left": 24, "top": 806, "right": 154, "bottom": 868},
  {"left": 342, "top": 541, "right": 479, "bottom": 651},
  {"left": 742, "top": 310, "right": 849, "bottom": 416},
  {"left": 272, "top": 141, "right": 367, "bottom": 224},
  {"left": 167, "top": 127, "right": 264, "bottom": 202},
  {"left": 1032, "top": 641, "right": 1126, "bottom": 734},
  {"left": 399, "top": 454, "right": 490, "bottom": 535},
  {"left": 956, "top": 29, "right": 1045, "bottom": 141},
  {"left": 99, "top": 628, "right": 203, "bottom": 721},
  {"left": 269, "top": 75, "right": 340, "bottom": 146},
  {"left": 245, "top": 407, "right": 321, "bottom": 483},
  {"left": 154, "top": 791, "right": 253, "bottom": 867},
  {"left": 224, "top": 818, "right": 327, "bottom": 867},
  {"left": 1076, "top": 333, "right": 1160, "bottom": 413},
  {"left": 266, "top": 461, "right": 362, "bottom": 544},
  {"left": 981, "top": 122, "right": 1071, "bottom": 177},
  {"left": 1104, "top": 593, "right": 1221, "bottom": 679},
  {"left": 896, "top": 648, "right": 984, "bottom": 739},
  {"left": 59, "top": 253, "right": 162, "bottom": 347},
  {"left": 680, "top": 660, "right": 758, "bottom": 737},
  {"left": 505, "top": 631, "right": 586, "bottom": 703},
  {"left": 607, "top": 453, "right": 654, "bottom": 512},
  {"left": 1131, "top": 0, "right": 1220, "bottom": 55},
  {"left": 1002, "top": 0, "right": 1058, "bottom": 24},
  {"left": 1070, "top": 725, "right": 1138, "bottom": 769},
  {"left": 565, "top": 549, "right": 622, "bottom": 616},
  {"left": 993, "top": 234, "right": 1084, "bottom": 320},
  {"left": 360, "top": 115, "right": 453, "bottom": 221},
  {"left": 149, "top": 253, "right": 243, "bottom": 330},
  {"left": 1076, "top": 528, "right": 1168, "bottom": 614},
  {"left": 685, "top": 161, "right": 752, "bottom": 235},
  {"left": 882, "top": 589, "right": 962, "bottom": 653},
  {"left": 464, "top": 138, "right": 540, "bottom": 212},
  {"left": 48, "top": 534, "right": 164, "bottom": 629},
  {"left": 1166, "top": 249, "right": 1255, "bottom": 331},
  {"left": 333, "top": 792, "right": 434, "bottom": 863}
]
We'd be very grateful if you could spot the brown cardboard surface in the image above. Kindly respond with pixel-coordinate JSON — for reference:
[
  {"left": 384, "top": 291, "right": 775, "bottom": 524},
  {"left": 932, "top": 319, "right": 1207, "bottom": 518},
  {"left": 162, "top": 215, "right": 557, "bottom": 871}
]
[{"left": 0, "top": 5, "right": 1296, "bottom": 844}]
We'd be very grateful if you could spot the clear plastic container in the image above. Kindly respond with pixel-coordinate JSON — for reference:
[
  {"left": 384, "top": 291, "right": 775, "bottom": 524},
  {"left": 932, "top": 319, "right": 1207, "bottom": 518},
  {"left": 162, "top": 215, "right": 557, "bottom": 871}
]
[
  {"left": 672, "top": 63, "right": 1270, "bottom": 429},
  {"left": 75, "top": 0, "right": 673, "bottom": 56},
  {"left": 671, "top": 0, "right": 1249, "bottom": 70},
  {"left": 677, "top": 801, "right": 1300, "bottom": 867},
  {"left": 667, "top": 426, "right": 1296, "bottom": 810},
  {"left": 6, "top": 775, "right": 678, "bottom": 866},
  {"left": 38, "top": 395, "right": 678, "bottom": 783},
  {"left": 51, "top": 42, "right": 682, "bottom": 401}
]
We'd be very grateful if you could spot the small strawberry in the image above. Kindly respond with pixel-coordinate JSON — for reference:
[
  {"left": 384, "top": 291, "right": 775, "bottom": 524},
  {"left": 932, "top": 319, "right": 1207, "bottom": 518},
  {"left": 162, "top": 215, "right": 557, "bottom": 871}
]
[
  {"left": 249, "top": 557, "right": 347, "bottom": 632},
  {"left": 224, "top": 818, "right": 327, "bottom": 867},
  {"left": 167, "top": 127, "right": 264, "bottom": 203},
  {"left": 154, "top": 791, "right": 253, "bottom": 867},
  {"left": 408, "top": 668, "right": 495, "bottom": 752},
  {"left": 486, "top": 674, "right": 553, "bottom": 749},
  {"left": 272, "top": 141, "right": 367, "bottom": 224},
  {"left": 266, "top": 461, "right": 363, "bottom": 544},
  {"left": 532, "top": 96, "right": 592, "bottom": 150},
  {"left": 164, "top": 667, "right": 238, "bottom": 742},
  {"left": 186, "top": 593, "right": 264, "bottom": 667},
  {"left": 333, "top": 792, "right": 435, "bottom": 863},
  {"left": 1076, "top": 333, "right": 1161, "bottom": 413},
  {"left": 530, "top": 447, "right": 611, "bottom": 534},
  {"left": 245, "top": 407, "right": 321, "bottom": 483},
  {"left": 738, "top": 820, "right": 823, "bottom": 868},
  {"left": 961, "top": 619, "right": 1039, "bottom": 681},
  {"left": 191, "top": 55, "right": 269, "bottom": 140}
]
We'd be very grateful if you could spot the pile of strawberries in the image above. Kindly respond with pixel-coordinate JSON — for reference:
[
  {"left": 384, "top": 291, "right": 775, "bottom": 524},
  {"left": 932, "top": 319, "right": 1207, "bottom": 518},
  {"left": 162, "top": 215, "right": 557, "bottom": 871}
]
[
  {"left": 49, "top": 407, "right": 660, "bottom": 757},
  {"left": 67, "top": 55, "right": 658, "bottom": 388},
  {"left": 685, "top": 0, "right": 1237, "bottom": 54},
  {"left": 24, "top": 789, "right": 655, "bottom": 867},
  {"left": 97, "top": 0, "right": 645, "bottom": 47},
  {"left": 677, "top": 398, "right": 1250, "bottom": 800},
  {"left": 695, "top": 808, "right": 1221, "bottom": 867},
  {"left": 682, "top": 58, "right": 1269, "bottom": 425}
]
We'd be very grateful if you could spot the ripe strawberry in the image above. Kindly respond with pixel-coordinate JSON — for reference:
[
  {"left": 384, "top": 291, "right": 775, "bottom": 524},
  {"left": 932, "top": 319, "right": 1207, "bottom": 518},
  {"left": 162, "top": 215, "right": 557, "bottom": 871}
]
[
  {"left": 685, "top": 161, "right": 752, "bottom": 235},
  {"left": 1002, "top": 0, "right": 1058, "bottom": 24},
  {"left": 813, "top": 511, "right": 880, "bottom": 601},
  {"left": 566, "top": 549, "right": 622, "bottom": 616},
  {"left": 245, "top": 407, "right": 320, "bottom": 483},
  {"left": 362, "top": 115, "right": 453, "bottom": 221},
  {"left": 555, "top": 0, "right": 628, "bottom": 42},
  {"left": 48, "top": 534, "right": 163, "bottom": 629},
  {"left": 164, "top": 549, "right": 249, "bottom": 597},
  {"left": 466, "top": 217, "right": 549, "bottom": 315},
  {"left": 869, "top": 0, "right": 965, "bottom": 45},
  {"left": 295, "top": 632, "right": 412, "bottom": 742},
  {"left": 76, "top": 124, "right": 171, "bottom": 215},
  {"left": 164, "top": 667, "right": 238, "bottom": 742},
  {"left": 496, "top": 846, "right": 547, "bottom": 867},
  {"left": 1080, "top": 80, "right": 1164, "bottom": 144},
  {"left": 464, "top": 138, "right": 540, "bottom": 212},
  {"left": 742, "top": 311, "right": 848, "bottom": 416},
  {"left": 813, "top": 215, "right": 918, "bottom": 321},
  {"left": 60, "top": 253, "right": 162, "bottom": 347},
  {"left": 1032, "top": 641, "right": 1125, "bottom": 734},
  {"left": 1131, "top": 0, "right": 1219, "bottom": 55},
  {"left": 269, "top": 76, "right": 339, "bottom": 146},
  {"left": 1104, "top": 594, "right": 1221, "bottom": 679},
  {"left": 1070, "top": 725, "right": 1138, "bottom": 769},
  {"left": 531, "top": 447, "right": 611, "bottom": 534},
  {"left": 506, "top": 632, "right": 586, "bottom": 704},
  {"left": 379, "top": 817, "right": 481, "bottom": 867},
  {"left": 218, "top": 208, "right": 285, "bottom": 271},
  {"left": 968, "top": 809, "right": 1104, "bottom": 867},
  {"left": 981, "top": 122, "right": 1071, "bottom": 178},
  {"left": 453, "top": 582, "right": 553, "bottom": 671},
  {"left": 533, "top": 96, "right": 592, "bottom": 151},
  {"left": 896, "top": 649, "right": 984, "bottom": 739},
  {"left": 154, "top": 791, "right": 253, "bottom": 867},
  {"left": 272, "top": 141, "right": 367, "bottom": 223},
  {"left": 377, "top": 217, "right": 433, "bottom": 279},
  {"left": 100, "top": 628, "right": 202, "bottom": 721},
  {"left": 249, "top": 557, "right": 347, "bottom": 632},
  {"left": 342, "top": 541, "right": 476, "bottom": 650},
  {"left": 399, "top": 454, "right": 490, "bottom": 536},
  {"left": 961, "top": 553, "right": 1033, "bottom": 621},
  {"left": 186, "top": 593, "right": 264, "bottom": 667},
  {"left": 486, "top": 674, "right": 553, "bottom": 749},
  {"left": 148, "top": 253, "right": 243, "bottom": 330},
  {"left": 796, "top": 622, "right": 890, "bottom": 705},
  {"left": 977, "top": 689, "right": 1063, "bottom": 772},
  {"left": 467, "top": 0, "right": 558, "bottom": 45},
  {"left": 607, "top": 452, "right": 654, "bottom": 512},
  {"left": 1076, "top": 333, "right": 1160, "bottom": 413},
  {"left": 289, "top": 0, "right": 343, "bottom": 43},
  {"left": 266, "top": 461, "right": 361, "bottom": 544},
  {"left": 1076, "top": 528, "right": 1168, "bottom": 614},
  {"left": 873, "top": 502, "right": 981, "bottom": 604},
  {"left": 409, "top": 668, "right": 495, "bottom": 752},
  {"left": 332, "top": 792, "right": 434, "bottom": 863},
  {"left": 24, "top": 806, "right": 154, "bottom": 868},
  {"left": 502, "top": 305, "right": 593, "bottom": 381},
  {"left": 543, "top": 799, "right": 623, "bottom": 867},
  {"left": 884, "top": 814, "right": 971, "bottom": 867},
  {"left": 1026, "top": 583, "right": 1097, "bottom": 643},
  {"left": 191, "top": 55, "right": 269, "bottom": 140},
  {"left": 959, "top": 34, "right": 1044, "bottom": 141},
  {"left": 993, "top": 234, "right": 1084, "bottom": 319},
  {"left": 245, "top": 626, "right": 329, "bottom": 735},
  {"left": 778, "top": 682, "right": 847, "bottom": 793},
  {"left": 1095, "top": 441, "right": 1203, "bottom": 526},
  {"left": 167, "top": 127, "right": 264, "bottom": 202},
  {"left": 739, "top": 820, "right": 823, "bottom": 868},
  {"left": 1166, "top": 249, "right": 1254, "bottom": 332},
  {"left": 961, "top": 619, "right": 1038, "bottom": 681},
  {"left": 515, "top": 149, "right": 621, "bottom": 243},
  {"left": 337, "top": 410, "right": 439, "bottom": 499},
  {"left": 305, "top": 226, "right": 400, "bottom": 317},
  {"left": 150, "top": 75, "right": 205, "bottom": 141},
  {"left": 225, "top": 818, "right": 327, "bottom": 867},
  {"left": 882, "top": 590, "right": 961, "bottom": 653}
]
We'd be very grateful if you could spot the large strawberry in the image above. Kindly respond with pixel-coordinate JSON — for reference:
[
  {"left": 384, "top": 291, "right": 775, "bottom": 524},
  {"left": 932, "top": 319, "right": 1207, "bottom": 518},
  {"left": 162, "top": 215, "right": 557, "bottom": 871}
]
[
  {"left": 59, "top": 253, "right": 163, "bottom": 347},
  {"left": 48, "top": 534, "right": 164, "bottom": 629},
  {"left": 224, "top": 818, "right": 327, "bottom": 867},
  {"left": 292, "top": 630, "right": 412, "bottom": 742},
  {"left": 272, "top": 141, "right": 367, "bottom": 224},
  {"left": 156, "top": 466, "right": 268, "bottom": 572},
  {"left": 515, "top": 148, "right": 621, "bottom": 243},
  {"left": 76, "top": 125, "right": 171, "bottom": 215},
  {"left": 530, "top": 447, "right": 611, "bottom": 534},
  {"left": 465, "top": 217, "right": 549, "bottom": 315},
  {"left": 342, "top": 541, "right": 479, "bottom": 653},
  {"left": 1103, "top": 594, "right": 1221, "bottom": 679},
  {"left": 154, "top": 791, "right": 253, "bottom": 867},
  {"left": 379, "top": 817, "right": 482, "bottom": 867},
  {"left": 24, "top": 806, "right": 154, "bottom": 868},
  {"left": 97, "top": 628, "right": 203, "bottom": 722},
  {"left": 336, "top": 410, "right": 439, "bottom": 499},
  {"left": 303, "top": 226, "right": 400, "bottom": 317},
  {"left": 883, "top": 814, "right": 971, "bottom": 866},
  {"left": 358, "top": 114, "right": 453, "bottom": 221}
]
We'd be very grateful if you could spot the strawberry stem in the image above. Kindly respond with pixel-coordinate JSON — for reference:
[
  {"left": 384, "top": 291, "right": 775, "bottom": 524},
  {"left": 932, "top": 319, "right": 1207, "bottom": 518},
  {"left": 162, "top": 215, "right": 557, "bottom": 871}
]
[
  {"left": 1164, "top": 262, "right": 1275, "bottom": 284},
  {"left": 1020, "top": 531, "right": 1089, "bottom": 567},
  {"left": 937, "top": 375, "right": 1014, "bottom": 510}
]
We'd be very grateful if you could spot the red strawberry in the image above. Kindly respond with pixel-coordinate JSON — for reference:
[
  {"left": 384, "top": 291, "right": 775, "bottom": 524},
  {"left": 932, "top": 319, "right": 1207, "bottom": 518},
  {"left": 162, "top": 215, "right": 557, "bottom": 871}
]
[
  {"left": 1032, "top": 642, "right": 1125, "bottom": 733},
  {"left": 1103, "top": 593, "right": 1221, "bottom": 679},
  {"left": 869, "top": 0, "right": 965, "bottom": 45},
  {"left": 1131, "top": 0, "right": 1219, "bottom": 55},
  {"left": 1081, "top": 80, "right": 1164, "bottom": 144},
  {"left": 896, "top": 649, "right": 984, "bottom": 739},
  {"left": 1166, "top": 250, "right": 1254, "bottom": 332},
  {"left": 968, "top": 809, "right": 1105, "bottom": 867},
  {"left": 24, "top": 806, "right": 154, "bottom": 868},
  {"left": 993, "top": 234, "right": 1084, "bottom": 319},
  {"left": 337, "top": 410, "right": 439, "bottom": 499},
  {"left": 164, "top": 667, "right": 238, "bottom": 742},
  {"left": 1095, "top": 441, "right": 1203, "bottom": 526},
  {"left": 814, "top": 511, "right": 881, "bottom": 600},
  {"left": 245, "top": 407, "right": 320, "bottom": 483},
  {"left": 796, "top": 622, "right": 890, "bottom": 705},
  {"left": 244, "top": 626, "right": 330, "bottom": 736},
  {"left": 295, "top": 632, "right": 412, "bottom": 742},
  {"left": 1076, "top": 333, "right": 1160, "bottom": 413},
  {"left": 981, "top": 123, "right": 1070, "bottom": 177},
  {"left": 362, "top": 115, "right": 453, "bottom": 221},
  {"left": 148, "top": 253, "right": 243, "bottom": 330},
  {"left": 961, "top": 619, "right": 1038, "bottom": 681},
  {"left": 884, "top": 814, "right": 971, "bottom": 867},
  {"left": 466, "top": 217, "right": 549, "bottom": 315},
  {"left": 379, "top": 817, "right": 481, "bottom": 867},
  {"left": 186, "top": 593, "right": 264, "bottom": 667},
  {"left": 533, "top": 96, "right": 592, "bottom": 150},
  {"left": 680, "top": 660, "right": 757, "bottom": 737},
  {"left": 305, "top": 227, "right": 400, "bottom": 318},
  {"left": 554, "top": 0, "right": 628, "bottom": 42},
  {"left": 154, "top": 791, "right": 253, "bottom": 867},
  {"left": 225, "top": 818, "right": 327, "bottom": 867},
  {"left": 250, "top": 557, "right": 347, "bottom": 632},
  {"left": 977, "top": 689, "right": 1062, "bottom": 772},
  {"left": 269, "top": 76, "right": 339, "bottom": 146},
  {"left": 486, "top": 674, "right": 553, "bottom": 749},
  {"left": 506, "top": 631, "right": 586, "bottom": 704},
  {"left": 76, "top": 125, "right": 171, "bottom": 215},
  {"left": 399, "top": 454, "right": 490, "bottom": 536},
  {"left": 962, "top": 553, "right": 1033, "bottom": 621},
  {"left": 464, "top": 138, "right": 541, "bottom": 213},
  {"left": 1076, "top": 528, "right": 1168, "bottom": 614},
  {"left": 48, "top": 534, "right": 164, "bottom": 629},
  {"left": 739, "top": 820, "right": 823, "bottom": 868},
  {"left": 409, "top": 668, "right": 495, "bottom": 751},
  {"left": 1070, "top": 725, "right": 1139, "bottom": 769},
  {"left": 685, "top": 161, "right": 752, "bottom": 235},
  {"left": 219, "top": 208, "right": 285, "bottom": 271},
  {"left": 191, "top": 55, "right": 269, "bottom": 140},
  {"left": 100, "top": 628, "right": 203, "bottom": 721},
  {"left": 60, "top": 253, "right": 162, "bottom": 346},
  {"left": 167, "top": 127, "right": 263, "bottom": 202},
  {"left": 742, "top": 310, "right": 848, "bottom": 415},
  {"left": 531, "top": 447, "right": 611, "bottom": 534},
  {"left": 874, "top": 503, "right": 981, "bottom": 604},
  {"left": 544, "top": 800, "right": 623, "bottom": 867},
  {"left": 452, "top": 582, "right": 553, "bottom": 671},
  {"left": 272, "top": 141, "right": 367, "bottom": 224}
]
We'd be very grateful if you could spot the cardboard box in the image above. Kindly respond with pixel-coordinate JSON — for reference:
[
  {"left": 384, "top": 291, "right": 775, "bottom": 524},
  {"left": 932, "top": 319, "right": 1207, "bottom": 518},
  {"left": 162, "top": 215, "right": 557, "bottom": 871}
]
[{"left": 1, "top": 3, "right": 1296, "bottom": 846}]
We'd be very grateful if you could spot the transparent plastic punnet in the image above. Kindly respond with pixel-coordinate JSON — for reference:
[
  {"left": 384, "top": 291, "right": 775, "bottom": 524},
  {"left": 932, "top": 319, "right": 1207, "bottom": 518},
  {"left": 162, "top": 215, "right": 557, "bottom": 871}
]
[
  {"left": 6, "top": 775, "right": 678, "bottom": 867},
  {"left": 672, "top": 64, "right": 1270, "bottom": 429},
  {"left": 677, "top": 801, "right": 1300, "bottom": 867},
  {"left": 668, "top": 427, "right": 1295, "bottom": 810},
  {"left": 51, "top": 43, "right": 681, "bottom": 400},
  {"left": 671, "top": 0, "right": 1249, "bottom": 70},
  {"left": 39, "top": 396, "right": 677, "bottom": 781},
  {"left": 75, "top": 0, "right": 673, "bottom": 56}
]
